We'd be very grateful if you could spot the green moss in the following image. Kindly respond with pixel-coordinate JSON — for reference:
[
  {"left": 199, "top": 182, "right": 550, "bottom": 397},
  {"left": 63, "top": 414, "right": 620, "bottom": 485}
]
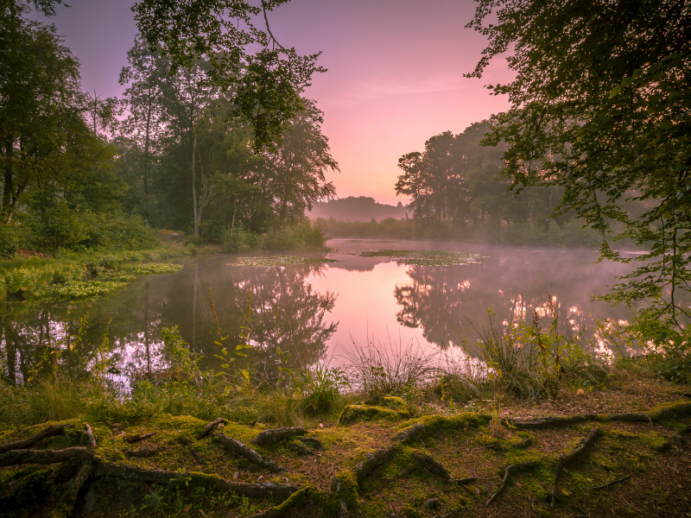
[
  {"left": 338, "top": 404, "right": 410, "bottom": 425},
  {"left": 364, "top": 396, "right": 407, "bottom": 410},
  {"left": 649, "top": 400, "right": 691, "bottom": 422},
  {"left": 396, "top": 412, "right": 490, "bottom": 437},
  {"left": 639, "top": 431, "right": 671, "bottom": 452}
]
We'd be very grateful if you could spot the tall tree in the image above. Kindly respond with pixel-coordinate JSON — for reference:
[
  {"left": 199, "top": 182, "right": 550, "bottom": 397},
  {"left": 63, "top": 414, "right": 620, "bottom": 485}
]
[
  {"left": 119, "top": 36, "right": 167, "bottom": 224},
  {"left": 467, "top": 0, "right": 691, "bottom": 339}
]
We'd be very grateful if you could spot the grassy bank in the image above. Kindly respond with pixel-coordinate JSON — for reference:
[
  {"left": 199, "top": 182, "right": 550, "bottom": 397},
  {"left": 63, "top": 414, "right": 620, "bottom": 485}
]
[
  {"left": 0, "top": 247, "right": 182, "bottom": 301},
  {"left": 0, "top": 331, "right": 689, "bottom": 517}
]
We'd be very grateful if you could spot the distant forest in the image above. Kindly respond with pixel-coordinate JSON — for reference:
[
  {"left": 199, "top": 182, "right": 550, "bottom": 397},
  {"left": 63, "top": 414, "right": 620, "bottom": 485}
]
[{"left": 309, "top": 197, "right": 408, "bottom": 222}]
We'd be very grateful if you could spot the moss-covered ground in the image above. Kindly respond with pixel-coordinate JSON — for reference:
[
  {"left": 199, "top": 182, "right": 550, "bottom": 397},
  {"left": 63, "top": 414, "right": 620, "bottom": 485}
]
[{"left": 1, "top": 379, "right": 691, "bottom": 518}]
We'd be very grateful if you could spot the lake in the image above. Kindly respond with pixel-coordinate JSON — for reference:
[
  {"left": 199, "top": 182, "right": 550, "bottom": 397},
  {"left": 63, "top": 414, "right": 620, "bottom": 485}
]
[{"left": 0, "top": 240, "right": 637, "bottom": 384}]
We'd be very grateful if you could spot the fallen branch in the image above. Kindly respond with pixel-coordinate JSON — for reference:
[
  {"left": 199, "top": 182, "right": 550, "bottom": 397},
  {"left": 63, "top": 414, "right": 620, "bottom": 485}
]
[
  {"left": 84, "top": 424, "right": 97, "bottom": 448},
  {"left": 550, "top": 428, "right": 601, "bottom": 506},
  {"left": 486, "top": 461, "right": 538, "bottom": 505},
  {"left": 592, "top": 474, "right": 631, "bottom": 491},
  {"left": 198, "top": 418, "right": 226, "bottom": 439},
  {"left": 218, "top": 433, "right": 285, "bottom": 473},
  {"left": 0, "top": 424, "right": 74, "bottom": 454},
  {"left": 124, "top": 432, "right": 157, "bottom": 444},
  {"left": 251, "top": 427, "right": 307, "bottom": 446},
  {"left": 0, "top": 446, "right": 96, "bottom": 467}
]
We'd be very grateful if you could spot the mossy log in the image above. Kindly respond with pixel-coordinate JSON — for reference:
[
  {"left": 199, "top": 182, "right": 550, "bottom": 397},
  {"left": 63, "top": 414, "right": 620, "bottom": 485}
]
[
  {"left": 251, "top": 427, "right": 307, "bottom": 446},
  {"left": 218, "top": 433, "right": 285, "bottom": 473},
  {"left": 0, "top": 424, "right": 74, "bottom": 454}
]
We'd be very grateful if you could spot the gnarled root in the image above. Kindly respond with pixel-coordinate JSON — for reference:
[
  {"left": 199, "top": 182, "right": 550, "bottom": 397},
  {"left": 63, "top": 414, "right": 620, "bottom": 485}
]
[
  {"left": 218, "top": 433, "right": 285, "bottom": 473},
  {"left": 486, "top": 461, "right": 538, "bottom": 505},
  {"left": 354, "top": 445, "right": 397, "bottom": 480},
  {"left": 0, "top": 446, "right": 96, "bottom": 467},
  {"left": 0, "top": 424, "right": 74, "bottom": 454},
  {"left": 550, "top": 428, "right": 601, "bottom": 506},
  {"left": 412, "top": 451, "right": 452, "bottom": 481},
  {"left": 124, "top": 446, "right": 163, "bottom": 458}
]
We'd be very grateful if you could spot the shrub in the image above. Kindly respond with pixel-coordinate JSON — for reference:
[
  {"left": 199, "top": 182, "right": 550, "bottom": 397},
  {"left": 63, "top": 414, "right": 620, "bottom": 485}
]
[{"left": 298, "top": 364, "right": 350, "bottom": 415}]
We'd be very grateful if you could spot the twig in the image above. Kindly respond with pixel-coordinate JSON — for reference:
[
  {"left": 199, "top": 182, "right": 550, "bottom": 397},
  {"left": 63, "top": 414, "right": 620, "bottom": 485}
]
[{"left": 592, "top": 474, "right": 632, "bottom": 491}]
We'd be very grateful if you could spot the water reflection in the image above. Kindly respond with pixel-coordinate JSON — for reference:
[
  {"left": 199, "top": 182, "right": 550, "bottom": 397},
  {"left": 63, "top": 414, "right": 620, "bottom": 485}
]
[
  {"left": 393, "top": 250, "right": 633, "bottom": 354},
  {"left": 0, "top": 242, "right": 647, "bottom": 385},
  {"left": 0, "top": 260, "right": 338, "bottom": 384}
]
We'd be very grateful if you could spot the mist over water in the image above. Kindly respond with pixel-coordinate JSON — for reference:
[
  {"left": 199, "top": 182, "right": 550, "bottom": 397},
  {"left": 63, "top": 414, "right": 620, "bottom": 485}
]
[{"left": 0, "top": 240, "right": 635, "bottom": 383}]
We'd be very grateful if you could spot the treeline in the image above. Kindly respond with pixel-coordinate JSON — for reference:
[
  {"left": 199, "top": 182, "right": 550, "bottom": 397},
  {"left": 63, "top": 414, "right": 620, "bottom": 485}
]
[
  {"left": 0, "top": 7, "right": 336, "bottom": 256},
  {"left": 394, "top": 121, "right": 584, "bottom": 241}
]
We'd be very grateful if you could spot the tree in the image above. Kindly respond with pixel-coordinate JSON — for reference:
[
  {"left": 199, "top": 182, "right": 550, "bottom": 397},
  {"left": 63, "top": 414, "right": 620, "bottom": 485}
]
[
  {"left": 467, "top": 0, "right": 691, "bottom": 339},
  {"left": 132, "top": 0, "right": 324, "bottom": 152},
  {"left": 0, "top": 7, "right": 95, "bottom": 224},
  {"left": 119, "top": 36, "right": 167, "bottom": 224}
]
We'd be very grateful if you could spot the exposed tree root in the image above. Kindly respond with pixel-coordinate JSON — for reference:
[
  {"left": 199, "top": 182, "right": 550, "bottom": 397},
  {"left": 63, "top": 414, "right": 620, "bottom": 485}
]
[
  {"left": 218, "top": 433, "right": 285, "bottom": 473},
  {"left": 507, "top": 415, "right": 597, "bottom": 430},
  {"left": 290, "top": 442, "right": 316, "bottom": 456},
  {"left": 412, "top": 451, "right": 452, "bottom": 481},
  {"left": 609, "top": 413, "right": 653, "bottom": 426},
  {"left": 124, "top": 446, "right": 163, "bottom": 458},
  {"left": 592, "top": 473, "right": 632, "bottom": 491},
  {"left": 251, "top": 427, "right": 307, "bottom": 446},
  {"left": 298, "top": 437, "right": 322, "bottom": 449},
  {"left": 68, "top": 461, "right": 94, "bottom": 505},
  {"left": 550, "top": 428, "right": 601, "bottom": 506},
  {"left": 354, "top": 445, "right": 397, "bottom": 479},
  {"left": 392, "top": 423, "right": 426, "bottom": 444},
  {"left": 0, "top": 446, "right": 96, "bottom": 467},
  {"left": 94, "top": 463, "right": 299, "bottom": 499},
  {"left": 84, "top": 423, "right": 97, "bottom": 448},
  {"left": 197, "top": 417, "right": 226, "bottom": 439},
  {"left": 486, "top": 461, "right": 538, "bottom": 505},
  {"left": 247, "top": 486, "right": 311, "bottom": 518},
  {"left": 124, "top": 432, "right": 157, "bottom": 444},
  {"left": 0, "top": 424, "right": 74, "bottom": 454}
]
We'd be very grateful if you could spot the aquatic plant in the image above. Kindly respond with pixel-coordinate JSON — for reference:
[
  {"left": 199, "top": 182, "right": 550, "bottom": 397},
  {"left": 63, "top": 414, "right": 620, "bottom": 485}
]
[
  {"left": 226, "top": 256, "right": 336, "bottom": 267},
  {"left": 359, "top": 249, "right": 485, "bottom": 266}
]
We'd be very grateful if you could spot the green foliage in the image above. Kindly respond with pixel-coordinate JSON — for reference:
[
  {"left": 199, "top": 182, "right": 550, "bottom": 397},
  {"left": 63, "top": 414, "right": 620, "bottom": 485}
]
[
  {"left": 222, "top": 222, "right": 328, "bottom": 253},
  {"left": 298, "top": 364, "right": 350, "bottom": 415},
  {"left": 471, "top": 304, "right": 609, "bottom": 400}
]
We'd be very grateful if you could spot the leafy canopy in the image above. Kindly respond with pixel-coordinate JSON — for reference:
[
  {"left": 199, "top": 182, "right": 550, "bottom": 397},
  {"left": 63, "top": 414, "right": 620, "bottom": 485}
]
[
  {"left": 467, "top": 0, "right": 691, "bottom": 341},
  {"left": 132, "top": 0, "right": 324, "bottom": 152}
]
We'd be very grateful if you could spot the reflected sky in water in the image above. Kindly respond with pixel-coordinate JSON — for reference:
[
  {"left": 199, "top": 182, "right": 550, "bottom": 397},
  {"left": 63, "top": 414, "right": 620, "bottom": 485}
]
[{"left": 0, "top": 240, "right": 636, "bottom": 383}]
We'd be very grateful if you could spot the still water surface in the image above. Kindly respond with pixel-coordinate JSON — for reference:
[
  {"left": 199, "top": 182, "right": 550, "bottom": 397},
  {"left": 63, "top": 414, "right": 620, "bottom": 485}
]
[{"left": 1, "top": 240, "right": 636, "bottom": 383}]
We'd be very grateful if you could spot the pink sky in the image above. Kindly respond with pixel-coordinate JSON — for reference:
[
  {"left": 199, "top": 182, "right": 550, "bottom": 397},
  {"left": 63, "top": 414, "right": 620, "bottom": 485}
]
[{"left": 50, "top": 0, "right": 514, "bottom": 205}]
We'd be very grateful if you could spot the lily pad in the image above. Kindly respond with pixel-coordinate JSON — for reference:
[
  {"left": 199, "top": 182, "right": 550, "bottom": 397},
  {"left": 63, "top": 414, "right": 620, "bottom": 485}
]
[
  {"left": 359, "top": 249, "right": 485, "bottom": 266},
  {"left": 227, "top": 256, "right": 337, "bottom": 268}
]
